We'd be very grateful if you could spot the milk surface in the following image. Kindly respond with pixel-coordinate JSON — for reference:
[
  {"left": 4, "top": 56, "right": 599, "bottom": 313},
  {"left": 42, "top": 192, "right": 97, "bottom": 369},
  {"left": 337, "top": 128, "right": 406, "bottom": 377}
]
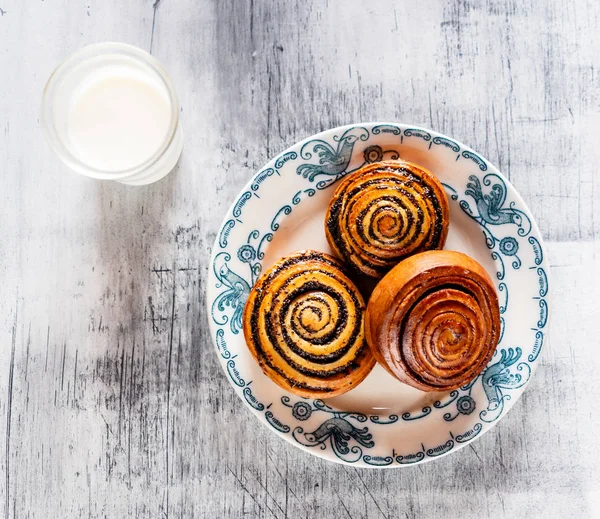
[{"left": 67, "top": 65, "right": 172, "bottom": 172}]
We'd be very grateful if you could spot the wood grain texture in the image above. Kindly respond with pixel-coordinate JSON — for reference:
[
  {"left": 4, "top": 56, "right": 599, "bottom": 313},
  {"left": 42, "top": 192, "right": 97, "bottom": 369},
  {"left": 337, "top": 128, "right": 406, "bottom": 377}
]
[{"left": 0, "top": 0, "right": 599, "bottom": 517}]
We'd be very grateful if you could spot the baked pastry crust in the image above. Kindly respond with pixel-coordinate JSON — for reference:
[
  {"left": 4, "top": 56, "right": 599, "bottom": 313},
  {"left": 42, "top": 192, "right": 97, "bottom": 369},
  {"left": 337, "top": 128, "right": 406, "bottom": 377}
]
[
  {"left": 366, "top": 250, "right": 501, "bottom": 392},
  {"left": 325, "top": 160, "right": 449, "bottom": 278},
  {"left": 243, "top": 250, "right": 375, "bottom": 398}
]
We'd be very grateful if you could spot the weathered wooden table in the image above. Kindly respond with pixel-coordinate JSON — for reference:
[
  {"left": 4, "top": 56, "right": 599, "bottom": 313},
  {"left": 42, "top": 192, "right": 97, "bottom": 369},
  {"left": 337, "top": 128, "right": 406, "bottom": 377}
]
[{"left": 1, "top": 1, "right": 598, "bottom": 517}]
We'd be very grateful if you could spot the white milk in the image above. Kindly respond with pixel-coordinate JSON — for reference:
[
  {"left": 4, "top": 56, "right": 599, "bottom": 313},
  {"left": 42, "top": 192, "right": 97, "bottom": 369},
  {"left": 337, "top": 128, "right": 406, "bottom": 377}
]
[
  {"left": 43, "top": 43, "right": 182, "bottom": 184},
  {"left": 67, "top": 66, "right": 172, "bottom": 172}
]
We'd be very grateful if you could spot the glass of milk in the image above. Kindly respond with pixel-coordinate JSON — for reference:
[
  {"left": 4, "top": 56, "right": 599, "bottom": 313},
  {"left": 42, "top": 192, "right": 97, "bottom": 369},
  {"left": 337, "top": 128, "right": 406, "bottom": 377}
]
[{"left": 42, "top": 42, "right": 183, "bottom": 185}]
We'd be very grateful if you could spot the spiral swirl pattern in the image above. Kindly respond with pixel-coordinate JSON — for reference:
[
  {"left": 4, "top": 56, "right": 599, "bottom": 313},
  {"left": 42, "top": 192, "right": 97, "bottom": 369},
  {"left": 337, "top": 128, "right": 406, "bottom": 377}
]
[
  {"left": 366, "top": 251, "right": 500, "bottom": 392},
  {"left": 243, "top": 251, "right": 375, "bottom": 398},
  {"left": 325, "top": 160, "right": 449, "bottom": 278}
]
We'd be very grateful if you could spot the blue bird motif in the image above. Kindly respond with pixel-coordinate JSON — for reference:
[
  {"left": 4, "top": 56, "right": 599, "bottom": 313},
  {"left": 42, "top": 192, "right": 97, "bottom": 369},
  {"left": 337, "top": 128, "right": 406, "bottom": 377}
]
[
  {"left": 212, "top": 254, "right": 250, "bottom": 335},
  {"left": 481, "top": 348, "right": 525, "bottom": 411},
  {"left": 305, "top": 417, "right": 374, "bottom": 455},
  {"left": 297, "top": 134, "right": 360, "bottom": 182},
  {"left": 465, "top": 175, "right": 517, "bottom": 226}
]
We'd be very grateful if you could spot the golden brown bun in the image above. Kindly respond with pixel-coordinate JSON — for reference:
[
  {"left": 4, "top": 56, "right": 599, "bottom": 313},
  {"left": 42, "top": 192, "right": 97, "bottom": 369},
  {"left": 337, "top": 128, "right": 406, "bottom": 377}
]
[
  {"left": 325, "top": 160, "right": 449, "bottom": 278},
  {"left": 365, "top": 250, "right": 501, "bottom": 392},
  {"left": 243, "top": 250, "right": 375, "bottom": 398}
]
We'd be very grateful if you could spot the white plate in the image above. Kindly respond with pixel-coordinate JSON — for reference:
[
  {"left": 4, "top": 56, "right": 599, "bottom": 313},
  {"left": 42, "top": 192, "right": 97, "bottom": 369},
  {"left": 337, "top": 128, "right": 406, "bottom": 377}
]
[{"left": 207, "top": 123, "right": 550, "bottom": 467}]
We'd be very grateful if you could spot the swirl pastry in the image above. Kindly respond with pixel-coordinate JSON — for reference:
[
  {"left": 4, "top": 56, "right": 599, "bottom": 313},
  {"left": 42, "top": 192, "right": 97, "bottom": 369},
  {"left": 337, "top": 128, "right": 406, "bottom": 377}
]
[
  {"left": 325, "top": 160, "right": 449, "bottom": 278},
  {"left": 366, "top": 250, "right": 500, "bottom": 392},
  {"left": 243, "top": 250, "right": 375, "bottom": 398}
]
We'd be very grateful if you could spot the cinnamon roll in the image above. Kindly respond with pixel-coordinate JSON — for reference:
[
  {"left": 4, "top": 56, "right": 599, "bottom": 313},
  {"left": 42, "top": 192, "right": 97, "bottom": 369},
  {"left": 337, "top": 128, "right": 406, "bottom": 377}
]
[
  {"left": 325, "top": 160, "right": 449, "bottom": 278},
  {"left": 366, "top": 250, "right": 500, "bottom": 392},
  {"left": 243, "top": 250, "right": 375, "bottom": 398}
]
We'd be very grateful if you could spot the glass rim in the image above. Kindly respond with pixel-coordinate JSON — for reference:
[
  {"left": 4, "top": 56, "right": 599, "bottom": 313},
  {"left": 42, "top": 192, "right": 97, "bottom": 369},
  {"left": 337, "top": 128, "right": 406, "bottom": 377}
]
[{"left": 41, "top": 42, "right": 180, "bottom": 180}]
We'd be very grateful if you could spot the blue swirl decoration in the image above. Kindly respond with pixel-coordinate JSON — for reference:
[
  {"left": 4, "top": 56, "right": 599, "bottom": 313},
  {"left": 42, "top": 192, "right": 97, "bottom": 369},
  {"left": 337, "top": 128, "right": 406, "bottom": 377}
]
[
  {"left": 529, "top": 236, "right": 544, "bottom": 265},
  {"left": 402, "top": 406, "right": 432, "bottom": 421},
  {"left": 432, "top": 136, "right": 460, "bottom": 152},
  {"left": 498, "top": 282, "right": 508, "bottom": 314},
  {"left": 226, "top": 359, "right": 245, "bottom": 387},
  {"left": 499, "top": 316, "right": 506, "bottom": 344},
  {"left": 218, "top": 219, "right": 235, "bottom": 248},
  {"left": 536, "top": 268, "right": 548, "bottom": 297},
  {"left": 537, "top": 299, "right": 548, "bottom": 328},
  {"left": 372, "top": 124, "right": 401, "bottom": 135},
  {"left": 232, "top": 191, "right": 252, "bottom": 218},
  {"left": 270, "top": 205, "right": 292, "bottom": 231},
  {"left": 404, "top": 128, "right": 431, "bottom": 141},
  {"left": 363, "top": 455, "right": 394, "bottom": 467},
  {"left": 433, "top": 390, "right": 459, "bottom": 409},
  {"left": 280, "top": 395, "right": 294, "bottom": 408},
  {"left": 529, "top": 331, "right": 544, "bottom": 362},
  {"left": 274, "top": 151, "right": 298, "bottom": 169},
  {"left": 257, "top": 232, "right": 273, "bottom": 260},
  {"left": 292, "top": 188, "right": 316, "bottom": 205},
  {"left": 215, "top": 329, "right": 231, "bottom": 359},
  {"left": 315, "top": 178, "right": 337, "bottom": 190},
  {"left": 426, "top": 439, "right": 454, "bottom": 457},
  {"left": 491, "top": 251, "right": 505, "bottom": 280},
  {"left": 251, "top": 168, "right": 277, "bottom": 191},
  {"left": 266, "top": 411, "right": 291, "bottom": 433},
  {"left": 369, "top": 414, "right": 399, "bottom": 424},
  {"left": 455, "top": 423, "right": 483, "bottom": 443},
  {"left": 246, "top": 229, "right": 260, "bottom": 243},
  {"left": 461, "top": 150, "right": 488, "bottom": 171},
  {"left": 396, "top": 451, "right": 425, "bottom": 465},
  {"left": 243, "top": 386, "right": 265, "bottom": 411}
]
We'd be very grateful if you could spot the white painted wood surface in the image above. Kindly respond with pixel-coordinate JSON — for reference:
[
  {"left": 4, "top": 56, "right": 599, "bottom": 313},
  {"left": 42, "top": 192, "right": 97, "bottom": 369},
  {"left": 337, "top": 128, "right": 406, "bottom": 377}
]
[{"left": 1, "top": 0, "right": 599, "bottom": 517}]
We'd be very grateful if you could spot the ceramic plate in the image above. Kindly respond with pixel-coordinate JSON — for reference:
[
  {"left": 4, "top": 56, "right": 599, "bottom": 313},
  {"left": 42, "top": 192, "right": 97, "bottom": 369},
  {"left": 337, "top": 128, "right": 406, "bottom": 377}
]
[{"left": 207, "top": 123, "right": 550, "bottom": 467}]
